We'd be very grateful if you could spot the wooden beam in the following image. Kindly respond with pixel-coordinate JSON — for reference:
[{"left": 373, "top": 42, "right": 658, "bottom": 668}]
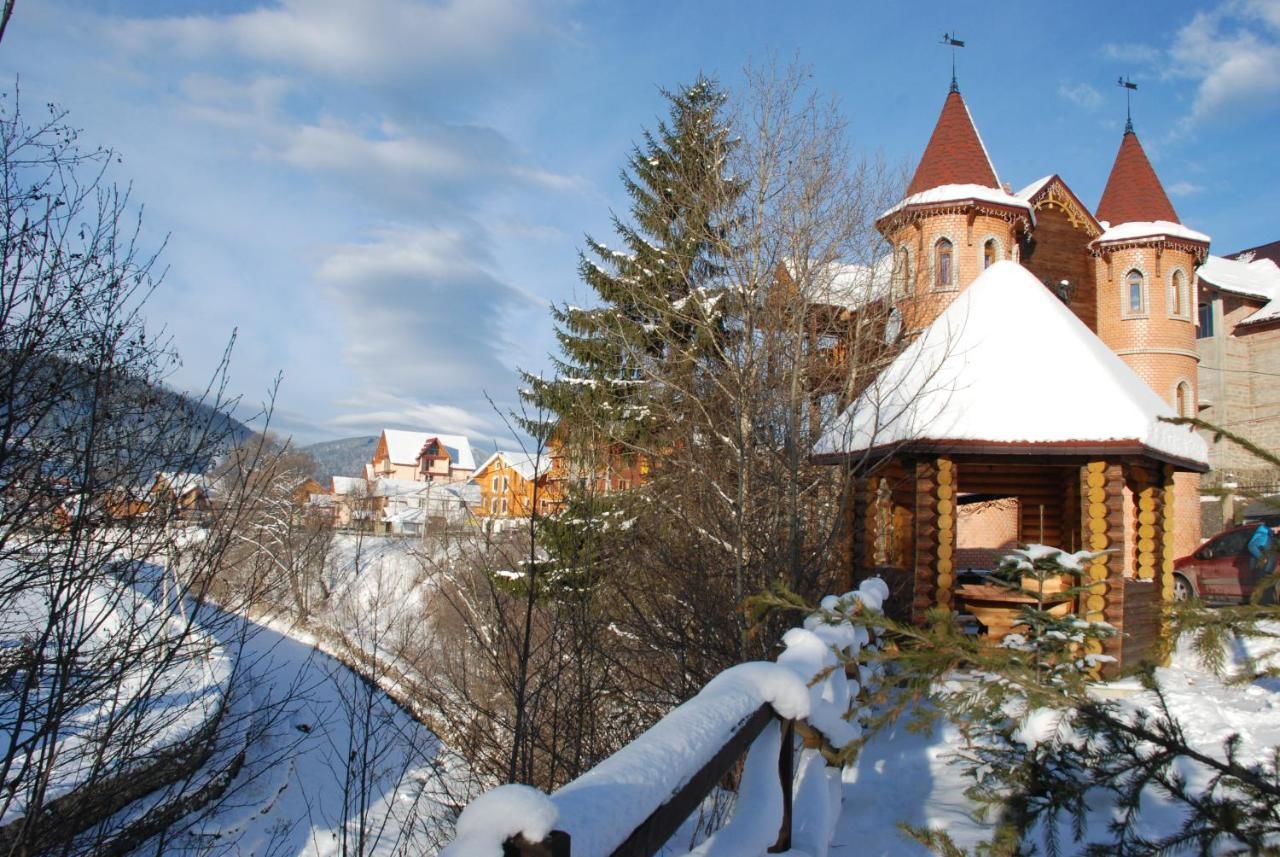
[{"left": 607, "top": 704, "right": 775, "bottom": 857}]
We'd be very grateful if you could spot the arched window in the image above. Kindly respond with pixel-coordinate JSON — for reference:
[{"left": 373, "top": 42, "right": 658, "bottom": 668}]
[
  {"left": 1126, "top": 269, "right": 1145, "bottom": 314},
  {"left": 983, "top": 238, "right": 998, "bottom": 269},
  {"left": 1170, "top": 270, "right": 1187, "bottom": 318},
  {"left": 935, "top": 238, "right": 953, "bottom": 289},
  {"left": 1175, "top": 381, "right": 1192, "bottom": 417}
]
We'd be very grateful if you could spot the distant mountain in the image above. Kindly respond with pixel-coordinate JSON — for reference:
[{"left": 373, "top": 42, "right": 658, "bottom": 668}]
[
  {"left": 5, "top": 349, "right": 255, "bottom": 482},
  {"left": 298, "top": 436, "right": 378, "bottom": 483}
]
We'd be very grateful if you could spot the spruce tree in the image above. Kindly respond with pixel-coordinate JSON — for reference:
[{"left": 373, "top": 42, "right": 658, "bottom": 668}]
[{"left": 521, "top": 76, "right": 742, "bottom": 451}]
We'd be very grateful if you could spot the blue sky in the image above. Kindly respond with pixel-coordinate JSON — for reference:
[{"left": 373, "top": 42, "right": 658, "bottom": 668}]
[{"left": 3, "top": 0, "right": 1277, "bottom": 445}]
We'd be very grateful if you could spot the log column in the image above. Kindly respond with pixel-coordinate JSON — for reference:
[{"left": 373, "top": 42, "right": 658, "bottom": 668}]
[
  {"left": 1100, "top": 462, "right": 1128, "bottom": 665},
  {"left": 849, "top": 476, "right": 873, "bottom": 590},
  {"left": 911, "top": 456, "right": 956, "bottom": 623},
  {"left": 1132, "top": 465, "right": 1159, "bottom": 582},
  {"left": 936, "top": 458, "right": 957, "bottom": 612},
  {"left": 912, "top": 459, "right": 939, "bottom": 624},
  {"left": 1160, "top": 464, "right": 1177, "bottom": 604},
  {"left": 1083, "top": 460, "right": 1125, "bottom": 663}
]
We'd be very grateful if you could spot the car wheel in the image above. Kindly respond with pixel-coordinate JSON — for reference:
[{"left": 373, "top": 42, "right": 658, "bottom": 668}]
[{"left": 1172, "top": 575, "right": 1193, "bottom": 602}]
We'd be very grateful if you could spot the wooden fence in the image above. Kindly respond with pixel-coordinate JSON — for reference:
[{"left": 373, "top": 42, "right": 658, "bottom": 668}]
[{"left": 442, "top": 578, "right": 890, "bottom": 857}]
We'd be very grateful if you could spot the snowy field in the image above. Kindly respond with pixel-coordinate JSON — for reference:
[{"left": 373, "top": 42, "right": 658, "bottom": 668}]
[{"left": 833, "top": 622, "right": 1280, "bottom": 854}]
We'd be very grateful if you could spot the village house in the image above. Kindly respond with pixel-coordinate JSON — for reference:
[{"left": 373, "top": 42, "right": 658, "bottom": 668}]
[
  {"left": 472, "top": 450, "right": 558, "bottom": 519},
  {"left": 366, "top": 429, "right": 476, "bottom": 483},
  {"left": 816, "top": 80, "right": 1222, "bottom": 670}
]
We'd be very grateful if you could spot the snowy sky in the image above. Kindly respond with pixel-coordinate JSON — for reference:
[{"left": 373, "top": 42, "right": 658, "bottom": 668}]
[{"left": 4, "top": 0, "right": 1278, "bottom": 444}]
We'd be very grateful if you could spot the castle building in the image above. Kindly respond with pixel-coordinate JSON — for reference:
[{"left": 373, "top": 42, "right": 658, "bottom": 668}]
[
  {"left": 815, "top": 82, "right": 1215, "bottom": 669},
  {"left": 875, "top": 82, "right": 1208, "bottom": 562}
]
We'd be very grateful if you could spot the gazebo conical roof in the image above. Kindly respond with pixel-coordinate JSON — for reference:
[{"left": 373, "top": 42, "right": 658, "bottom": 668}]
[{"left": 815, "top": 261, "right": 1208, "bottom": 470}]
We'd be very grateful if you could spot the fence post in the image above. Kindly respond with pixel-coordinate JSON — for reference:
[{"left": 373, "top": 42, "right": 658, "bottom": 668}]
[
  {"left": 503, "top": 830, "right": 570, "bottom": 857},
  {"left": 769, "top": 718, "right": 795, "bottom": 853}
]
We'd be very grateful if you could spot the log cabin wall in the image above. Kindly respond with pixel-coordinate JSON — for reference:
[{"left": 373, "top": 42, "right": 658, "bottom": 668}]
[{"left": 848, "top": 462, "right": 916, "bottom": 623}]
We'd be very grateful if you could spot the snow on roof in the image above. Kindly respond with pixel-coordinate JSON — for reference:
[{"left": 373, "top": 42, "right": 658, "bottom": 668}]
[
  {"left": 372, "top": 478, "right": 429, "bottom": 498},
  {"left": 879, "top": 183, "right": 1033, "bottom": 222},
  {"left": 154, "top": 471, "right": 208, "bottom": 495},
  {"left": 477, "top": 450, "right": 551, "bottom": 481},
  {"left": 1015, "top": 175, "right": 1055, "bottom": 201},
  {"left": 380, "top": 429, "right": 476, "bottom": 470},
  {"left": 787, "top": 254, "right": 894, "bottom": 309},
  {"left": 331, "top": 476, "right": 368, "bottom": 495},
  {"left": 815, "top": 260, "right": 1208, "bottom": 468},
  {"left": 1092, "top": 220, "right": 1210, "bottom": 246},
  {"left": 1198, "top": 254, "right": 1280, "bottom": 302}
]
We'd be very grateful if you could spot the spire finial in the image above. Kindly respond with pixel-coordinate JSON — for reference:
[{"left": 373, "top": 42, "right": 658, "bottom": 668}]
[
  {"left": 1117, "top": 76, "right": 1138, "bottom": 134},
  {"left": 942, "top": 33, "right": 965, "bottom": 92}
]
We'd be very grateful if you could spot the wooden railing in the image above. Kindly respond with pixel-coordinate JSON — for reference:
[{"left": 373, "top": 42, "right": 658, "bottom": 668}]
[{"left": 442, "top": 578, "right": 890, "bottom": 857}]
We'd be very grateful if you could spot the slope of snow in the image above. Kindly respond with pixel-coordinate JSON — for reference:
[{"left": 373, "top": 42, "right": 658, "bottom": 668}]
[
  {"left": 815, "top": 260, "right": 1208, "bottom": 467},
  {"left": 831, "top": 622, "right": 1280, "bottom": 855},
  {"left": 152, "top": 613, "right": 454, "bottom": 856},
  {"left": 0, "top": 563, "right": 231, "bottom": 825}
]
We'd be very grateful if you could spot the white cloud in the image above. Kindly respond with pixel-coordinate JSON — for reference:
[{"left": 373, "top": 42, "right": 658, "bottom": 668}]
[
  {"left": 317, "top": 225, "right": 538, "bottom": 420},
  {"left": 329, "top": 393, "right": 500, "bottom": 438},
  {"left": 1058, "top": 82, "right": 1103, "bottom": 110},
  {"left": 1167, "top": 180, "right": 1204, "bottom": 196},
  {"left": 109, "top": 0, "right": 558, "bottom": 83},
  {"left": 1168, "top": 1, "right": 1280, "bottom": 123}
]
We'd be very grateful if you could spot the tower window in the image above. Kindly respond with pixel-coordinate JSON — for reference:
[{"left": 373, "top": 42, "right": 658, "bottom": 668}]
[
  {"left": 983, "top": 239, "right": 998, "bottom": 269},
  {"left": 1126, "top": 269, "right": 1145, "bottom": 314},
  {"left": 1198, "top": 301, "right": 1214, "bottom": 338},
  {"left": 935, "top": 238, "right": 953, "bottom": 289},
  {"left": 1175, "top": 381, "right": 1192, "bottom": 417},
  {"left": 1170, "top": 270, "right": 1188, "bottom": 318}
]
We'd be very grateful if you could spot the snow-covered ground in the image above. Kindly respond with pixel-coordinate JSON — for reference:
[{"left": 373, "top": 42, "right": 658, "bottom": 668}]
[
  {"left": 833, "top": 623, "right": 1280, "bottom": 854},
  {"left": 0, "top": 560, "right": 231, "bottom": 825},
  {"left": 150, "top": 611, "right": 460, "bottom": 856}
]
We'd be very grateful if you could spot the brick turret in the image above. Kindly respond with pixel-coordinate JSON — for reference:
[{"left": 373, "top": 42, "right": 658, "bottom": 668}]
[
  {"left": 1091, "top": 125, "right": 1209, "bottom": 559},
  {"left": 878, "top": 86, "right": 1031, "bottom": 333}
]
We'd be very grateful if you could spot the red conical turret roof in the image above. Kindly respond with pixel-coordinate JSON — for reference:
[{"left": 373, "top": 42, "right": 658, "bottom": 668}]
[
  {"left": 1096, "top": 129, "right": 1179, "bottom": 226},
  {"left": 905, "top": 89, "right": 1000, "bottom": 196}
]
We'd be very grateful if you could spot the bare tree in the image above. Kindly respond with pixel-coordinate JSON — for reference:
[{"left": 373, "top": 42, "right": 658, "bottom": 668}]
[{"left": 0, "top": 87, "right": 295, "bottom": 855}]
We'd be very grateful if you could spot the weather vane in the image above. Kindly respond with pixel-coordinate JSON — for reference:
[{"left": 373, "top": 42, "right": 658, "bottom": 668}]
[
  {"left": 942, "top": 32, "right": 966, "bottom": 92},
  {"left": 1117, "top": 76, "right": 1138, "bottom": 133}
]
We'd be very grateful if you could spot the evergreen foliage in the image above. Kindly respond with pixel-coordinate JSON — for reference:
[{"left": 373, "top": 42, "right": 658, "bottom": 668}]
[{"left": 521, "top": 76, "right": 742, "bottom": 448}]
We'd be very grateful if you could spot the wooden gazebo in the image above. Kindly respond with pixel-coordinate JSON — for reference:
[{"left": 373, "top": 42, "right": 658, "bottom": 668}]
[{"left": 815, "top": 261, "right": 1209, "bottom": 670}]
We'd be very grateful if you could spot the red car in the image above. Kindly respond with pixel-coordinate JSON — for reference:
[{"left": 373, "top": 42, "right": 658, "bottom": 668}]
[{"left": 1172, "top": 524, "right": 1279, "bottom": 604}]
